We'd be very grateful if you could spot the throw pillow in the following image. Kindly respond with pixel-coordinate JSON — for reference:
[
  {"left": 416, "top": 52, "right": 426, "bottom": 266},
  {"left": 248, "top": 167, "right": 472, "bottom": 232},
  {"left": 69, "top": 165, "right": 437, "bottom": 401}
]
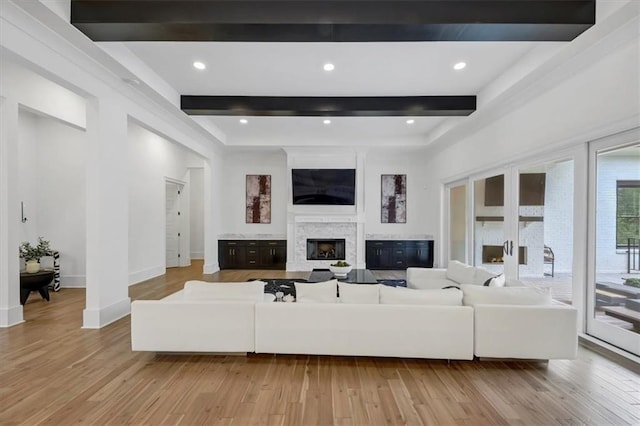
[
  {"left": 338, "top": 282, "right": 380, "bottom": 304},
  {"left": 295, "top": 279, "right": 338, "bottom": 303},
  {"left": 461, "top": 284, "right": 552, "bottom": 306},
  {"left": 183, "top": 280, "right": 266, "bottom": 301},
  {"left": 482, "top": 273, "right": 506, "bottom": 287},
  {"left": 379, "top": 286, "right": 463, "bottom": 306},
  {"left": 474, "top": 267, "right": 496, "bottom": 286},
  {"left": 446, "top": 260, "right": 476, "bottom": 284}
]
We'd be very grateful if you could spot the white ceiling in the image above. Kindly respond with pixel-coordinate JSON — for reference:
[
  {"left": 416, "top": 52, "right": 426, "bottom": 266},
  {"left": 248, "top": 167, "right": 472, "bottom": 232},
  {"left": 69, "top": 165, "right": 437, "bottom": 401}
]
[{"left": 118, "top": 41, "right": 564, "bottom": 147}]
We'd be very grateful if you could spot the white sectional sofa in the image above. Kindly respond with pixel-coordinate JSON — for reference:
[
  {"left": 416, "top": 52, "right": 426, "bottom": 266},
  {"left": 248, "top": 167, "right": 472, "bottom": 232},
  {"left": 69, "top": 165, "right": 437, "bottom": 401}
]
[
  {"left": 408, "top": 261, "right": 578, "bottom": 360},
  {"left": 131, "top": 281, "right": 272, "bottom": 353},
  {"left": 131, "top": 263, "right": 578, "bottom": 361}
]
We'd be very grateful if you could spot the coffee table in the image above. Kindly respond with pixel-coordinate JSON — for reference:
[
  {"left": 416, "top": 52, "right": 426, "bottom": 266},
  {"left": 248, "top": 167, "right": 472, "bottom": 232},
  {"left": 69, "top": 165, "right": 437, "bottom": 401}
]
[{"left": 307, "top": 268, "right": 378, "bottom": 284}]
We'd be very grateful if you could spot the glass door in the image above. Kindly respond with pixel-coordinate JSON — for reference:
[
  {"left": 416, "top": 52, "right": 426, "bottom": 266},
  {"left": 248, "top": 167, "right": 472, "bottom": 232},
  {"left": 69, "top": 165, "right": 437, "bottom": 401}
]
[
  {"left": 516, "top": 159, "right": 575, "bottom": 305},
  {"left": 588, "top": 141, "right": 640, "bottom": 356},
  {"left": 448, "top": 182, "right": 468, "bottom": 263},
  {"left": 472, "top": 171, "right": 518, "bottom": 277}
]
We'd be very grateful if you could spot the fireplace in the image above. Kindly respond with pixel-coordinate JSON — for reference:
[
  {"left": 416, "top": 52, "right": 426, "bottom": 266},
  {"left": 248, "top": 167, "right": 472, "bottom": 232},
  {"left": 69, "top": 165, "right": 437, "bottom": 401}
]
[
  {"left": 307, "top": 239, "right": 346, "bottom": 260},
  {"left": 482, "top": 245, "right": 527, "bottom": 265}
]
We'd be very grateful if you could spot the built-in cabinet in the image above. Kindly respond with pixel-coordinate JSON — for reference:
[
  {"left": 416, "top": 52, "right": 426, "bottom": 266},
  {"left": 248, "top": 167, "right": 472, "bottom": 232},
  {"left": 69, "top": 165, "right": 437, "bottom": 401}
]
[
  {"left": 219, "top": 240, "right": 286, "bottom": 269},
  {"left": 366, "top": 240, "right": 434, "bottom": 270}
]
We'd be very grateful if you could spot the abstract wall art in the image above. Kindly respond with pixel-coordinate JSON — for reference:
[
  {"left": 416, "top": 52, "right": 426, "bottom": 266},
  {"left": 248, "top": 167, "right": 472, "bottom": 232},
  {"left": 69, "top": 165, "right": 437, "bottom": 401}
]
[
  {"left": 381, "top": 174, "right": 407, "bottom": 223},
  {"left": 246, "top": 175, "right": 271, "bottom": 223}
]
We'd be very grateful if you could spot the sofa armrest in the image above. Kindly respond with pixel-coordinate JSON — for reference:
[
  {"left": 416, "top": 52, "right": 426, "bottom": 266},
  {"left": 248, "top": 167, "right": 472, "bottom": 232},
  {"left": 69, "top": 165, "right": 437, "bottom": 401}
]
[
  {"left": 131, "top": 300, "right": 256, "bottom": 352},
  {"left": 473, "top": 304, "right": 578, "bottom": 360},
  {"left": 406, "top": 268, "right": 453, "bottom": 289}
]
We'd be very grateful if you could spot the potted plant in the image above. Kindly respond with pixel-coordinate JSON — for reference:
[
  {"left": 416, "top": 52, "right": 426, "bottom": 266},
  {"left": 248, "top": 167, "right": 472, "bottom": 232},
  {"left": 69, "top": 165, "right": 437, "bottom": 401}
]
[
  {"left": 329, "top": 260, "right": 352, "bottom": 278},
  {"left": 19, "top": 237, "right": 51, "bottom": 273}
]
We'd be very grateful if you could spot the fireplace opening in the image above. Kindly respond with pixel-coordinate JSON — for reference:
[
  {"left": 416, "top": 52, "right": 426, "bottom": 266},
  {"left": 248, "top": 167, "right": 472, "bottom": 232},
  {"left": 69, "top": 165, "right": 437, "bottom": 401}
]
[
  {"left": 482, "top": 245, "right": 527, "bottom": 265},
  {"left": 307, "top": 239, "right": 346, "bottom": 260}
]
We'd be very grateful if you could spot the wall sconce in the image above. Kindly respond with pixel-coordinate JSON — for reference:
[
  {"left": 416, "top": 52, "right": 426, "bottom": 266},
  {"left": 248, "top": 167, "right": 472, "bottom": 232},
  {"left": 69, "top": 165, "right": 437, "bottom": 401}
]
[{"left": 21, "top": 201, "right": 27, "bottom": 223}]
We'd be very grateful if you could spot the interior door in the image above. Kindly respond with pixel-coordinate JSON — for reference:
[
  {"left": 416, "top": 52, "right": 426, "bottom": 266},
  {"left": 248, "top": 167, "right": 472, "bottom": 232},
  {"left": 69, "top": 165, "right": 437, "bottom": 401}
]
[{"left": 165, "top": 181, "right": 182, "bottom": 268}]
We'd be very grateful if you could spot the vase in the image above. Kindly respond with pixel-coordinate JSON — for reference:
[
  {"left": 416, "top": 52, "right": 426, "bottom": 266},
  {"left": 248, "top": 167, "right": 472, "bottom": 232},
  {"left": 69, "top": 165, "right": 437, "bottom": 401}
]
[{"left": 25, "top": 260, "right": 40, "bottom": 273}]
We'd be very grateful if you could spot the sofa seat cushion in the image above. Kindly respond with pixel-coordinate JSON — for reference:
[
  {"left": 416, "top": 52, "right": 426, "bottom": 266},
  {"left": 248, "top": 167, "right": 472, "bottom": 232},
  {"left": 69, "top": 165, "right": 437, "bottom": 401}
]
[
  {"left": 461, "top": 284, "right": 551, "bottom": 306},
  {"left": 338, "top": 282, "right": 380, "bottom": 304},
  {"left": 183, "top": 280, "right": 266, "bottom": 301},
  {"left": 295, "top": 279, "right": 338, "bottom": 303},
  {"left": 380, "top": 286, "right": 463, "bottom": 306},
  {"left": 446, "top": 260, "right": 477, "bottom": 284}
]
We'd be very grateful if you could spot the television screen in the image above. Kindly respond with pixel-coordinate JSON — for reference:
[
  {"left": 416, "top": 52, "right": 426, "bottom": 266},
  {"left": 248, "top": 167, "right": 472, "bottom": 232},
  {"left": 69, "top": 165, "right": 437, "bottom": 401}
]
[{"left": 292, "top": 169, "right": 356, "bottom": 205}]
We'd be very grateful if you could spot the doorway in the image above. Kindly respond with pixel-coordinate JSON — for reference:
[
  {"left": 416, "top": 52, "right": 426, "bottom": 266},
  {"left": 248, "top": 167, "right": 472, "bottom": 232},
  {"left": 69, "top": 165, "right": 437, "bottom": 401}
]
[{"left": 165, "top": 181, "right": 183, "bottom": 268}]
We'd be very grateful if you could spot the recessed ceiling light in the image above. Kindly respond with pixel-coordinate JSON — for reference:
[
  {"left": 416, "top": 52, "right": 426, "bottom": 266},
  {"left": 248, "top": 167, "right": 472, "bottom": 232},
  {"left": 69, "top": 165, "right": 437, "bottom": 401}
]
[
  {"left": 453, "top": 62, "right": 467, "bottom": 70},
  {"left": 323, "top": 119, "right": 331, "bottom": 124},
  {"left": 323, "top": 63, "right": 335, "bottom": 71},
  {"left": 193, "top": 61, "right": 206, "bottom": 70},
  {"left": 406, "top": 119, "right": 415, "bottom": 124},
  {"left": 239, "top": 119, "right": 248, "bottom": 124}
]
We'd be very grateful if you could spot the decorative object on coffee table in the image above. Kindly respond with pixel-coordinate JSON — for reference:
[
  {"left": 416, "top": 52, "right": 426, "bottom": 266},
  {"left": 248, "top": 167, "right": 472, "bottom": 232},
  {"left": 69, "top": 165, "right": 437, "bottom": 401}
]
[
  {"left": 329, "top": 261, "right": 352, "bottom": 278},
  {"left": 381, "top": 174, "right": 406, "bottom": 223},
  {"left": 246, "top": 175, "right": 271, "bottom": 223}
]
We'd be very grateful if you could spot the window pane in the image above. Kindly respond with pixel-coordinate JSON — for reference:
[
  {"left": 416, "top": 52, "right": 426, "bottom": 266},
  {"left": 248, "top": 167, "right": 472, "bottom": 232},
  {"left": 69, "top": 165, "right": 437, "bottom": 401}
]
[{"left": 616, "top": 183, "right": 640, "bottom": 246}]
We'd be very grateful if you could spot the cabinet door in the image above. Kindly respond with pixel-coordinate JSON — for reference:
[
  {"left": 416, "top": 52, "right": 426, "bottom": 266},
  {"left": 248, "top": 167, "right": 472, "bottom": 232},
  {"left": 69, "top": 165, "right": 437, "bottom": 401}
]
[
  {"left": 366, "top": 243, "right": 393, "bottom": 269},
  {"left": 406, "top": 241, "right": 434, "bottom": 268},
  {"left": 259, "top": 242, "right": 286, "bottom": 269}
]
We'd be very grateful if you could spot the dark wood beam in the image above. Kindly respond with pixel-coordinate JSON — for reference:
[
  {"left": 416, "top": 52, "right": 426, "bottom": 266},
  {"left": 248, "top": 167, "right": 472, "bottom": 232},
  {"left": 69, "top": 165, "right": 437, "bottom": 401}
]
[
  {"left": 71, "top": 1, "right": 595, "bottom": 42},
  {"left": 180, "top": 96, "right": 476, "bottom": 117}
]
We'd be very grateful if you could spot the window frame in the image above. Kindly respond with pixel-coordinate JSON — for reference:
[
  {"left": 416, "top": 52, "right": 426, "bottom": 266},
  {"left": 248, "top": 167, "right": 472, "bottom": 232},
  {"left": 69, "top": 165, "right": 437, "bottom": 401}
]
[{"left": 616, "top": 179, "right": 640, "bottom": 248}]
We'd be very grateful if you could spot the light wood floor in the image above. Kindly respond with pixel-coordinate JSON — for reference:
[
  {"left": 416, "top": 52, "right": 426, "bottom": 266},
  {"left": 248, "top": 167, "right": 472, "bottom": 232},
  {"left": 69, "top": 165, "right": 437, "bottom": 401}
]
[{"left": 1, "top": 261, "right": 639, "bottom": 425}]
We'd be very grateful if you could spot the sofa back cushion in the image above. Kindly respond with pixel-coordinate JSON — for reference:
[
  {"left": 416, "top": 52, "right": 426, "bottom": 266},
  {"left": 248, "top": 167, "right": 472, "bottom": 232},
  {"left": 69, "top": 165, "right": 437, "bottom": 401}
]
[
  {"left": 295, "top": 279, "right": 338, "bottom": 303},
  {"left": 380, "top": 286, "right": 463, "bottom": 306},
  {"left": 474, "top": 267, "right": 496, "bottom": 286},
  {"left": 461, "top": 284, "right": 551, "bottom": 306},
  {"left": 183, "top": 280, "right": 266, "bottom": 301},
  {"left": 446, "top": 260, "right": 477, "bottom": 284},
  {"left": 338, "top": 282, "right": 380, "bottom": 304}
]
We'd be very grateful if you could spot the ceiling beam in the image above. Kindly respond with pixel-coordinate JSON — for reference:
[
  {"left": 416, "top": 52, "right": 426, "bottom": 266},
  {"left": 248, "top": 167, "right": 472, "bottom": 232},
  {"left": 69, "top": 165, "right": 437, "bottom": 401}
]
[
  {"left": 71, "top": 0, "right": 595, "bottom": 42},
  {"left": 180, "top": 96, "right": 476, "bottom": 117}
]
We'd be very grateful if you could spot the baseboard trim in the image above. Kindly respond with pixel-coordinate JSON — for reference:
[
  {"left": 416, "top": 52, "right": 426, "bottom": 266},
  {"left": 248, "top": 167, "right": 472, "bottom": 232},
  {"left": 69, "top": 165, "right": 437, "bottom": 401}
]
[
  {"left": 129, "top": 266, "right": 164, "bottom": 285},
  {"left": 203, "top": 263, "right": 219, "bottom": 274},
  {"left": 0, "top": 305, "right": 24, "bottom": 327},
  {"left": 579, "top": 334, "right": 640, "bottom": 374},
  {"left": 82, "top": 297, "right": 131, "bottom": 329},
  {"left": 60, "top": 275, "right": 86, "bottom": 288}
]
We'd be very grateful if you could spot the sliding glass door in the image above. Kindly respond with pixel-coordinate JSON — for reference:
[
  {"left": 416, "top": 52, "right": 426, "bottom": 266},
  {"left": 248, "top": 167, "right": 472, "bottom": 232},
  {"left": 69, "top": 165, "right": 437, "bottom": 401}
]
[
  {"left": 588, "top": 139, "right": 640, "bottom": 356},
  {"left": 447, "top": 182, "right": 468, "bottom": 263}
]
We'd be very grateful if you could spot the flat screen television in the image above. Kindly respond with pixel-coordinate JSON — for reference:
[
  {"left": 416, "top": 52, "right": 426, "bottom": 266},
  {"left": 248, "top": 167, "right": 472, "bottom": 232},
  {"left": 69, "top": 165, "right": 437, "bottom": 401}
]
[{"left": 292, "top": 169, "right": 356, "bottom": 205}]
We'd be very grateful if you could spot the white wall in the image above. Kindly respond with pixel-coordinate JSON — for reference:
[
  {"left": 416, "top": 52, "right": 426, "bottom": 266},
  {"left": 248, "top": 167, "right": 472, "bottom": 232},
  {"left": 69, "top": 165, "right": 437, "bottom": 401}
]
[
  {"left": 364, "top": 149, "right": 431, "bottom": 237},
  {"left": 18, "top": 109, "right": 87, "bottom": 286},
  {"left": 1, "top": 61, "right": 86, "bottom": 129},
  {"left": 219, "top": 150, "right": 288, "bottom": 237},
  {"left": 189, "top": 167, "right": 204, "bottom": 258},
  {"left": 424, "top": 35, "right": 640, "bottom": 258},
  {"left": 128, "top": 123, "right": 194, "bottom": 284},
  {"left": 544, "top": 160, "right": 575, "bottom": 274}
]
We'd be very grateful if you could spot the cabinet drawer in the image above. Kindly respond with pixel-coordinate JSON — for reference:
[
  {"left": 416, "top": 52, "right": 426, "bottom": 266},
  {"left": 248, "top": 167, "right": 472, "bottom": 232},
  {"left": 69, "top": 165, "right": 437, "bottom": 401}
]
[
  {"left": 393, "top": 259, "right": 406, "bottom": 267},
  {"left": 393, "top": 249, "right": 405, "bottom": 257}
]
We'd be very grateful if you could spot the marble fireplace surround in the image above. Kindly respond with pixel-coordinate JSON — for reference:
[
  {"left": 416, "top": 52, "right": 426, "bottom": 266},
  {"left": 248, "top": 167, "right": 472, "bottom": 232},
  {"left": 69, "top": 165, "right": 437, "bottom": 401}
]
[{"left": 287, "top": 215, "right": 365, "bottom": 271}]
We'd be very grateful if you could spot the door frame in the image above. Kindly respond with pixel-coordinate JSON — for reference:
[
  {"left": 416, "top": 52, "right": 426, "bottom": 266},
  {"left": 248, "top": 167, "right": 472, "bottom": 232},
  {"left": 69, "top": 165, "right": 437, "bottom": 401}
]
[
  {"left": 443, "top": 179, "right": 471, "bottom": 267},
  {"left": 586, "top": 128, "right": 640, "bottom": 355},
  {"left": 164, "top": 177, "right": 189, "bottom": 269}
]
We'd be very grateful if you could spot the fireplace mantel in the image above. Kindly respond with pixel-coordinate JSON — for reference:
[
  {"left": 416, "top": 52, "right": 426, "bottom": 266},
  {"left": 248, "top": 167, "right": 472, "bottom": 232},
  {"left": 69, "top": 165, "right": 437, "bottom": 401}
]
[{"left": 294, "top": 215, "right": 363, "bottom": 224}]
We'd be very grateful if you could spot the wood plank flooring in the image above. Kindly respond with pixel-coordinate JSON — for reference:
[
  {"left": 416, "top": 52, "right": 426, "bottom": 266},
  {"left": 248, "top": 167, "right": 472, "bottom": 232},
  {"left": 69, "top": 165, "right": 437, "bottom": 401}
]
[{"left": 1, "top": 261, "right": 639, "bottom": 425}]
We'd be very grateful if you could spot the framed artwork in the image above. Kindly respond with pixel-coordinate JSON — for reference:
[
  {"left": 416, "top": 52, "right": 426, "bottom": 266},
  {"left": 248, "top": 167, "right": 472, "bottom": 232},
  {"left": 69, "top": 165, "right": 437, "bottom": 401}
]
[
  {"left": 381, "top": 174, "right": 406, "bottom": 223},
  {"left": 246, "top": 175, "right": 271, "bottom": 223}
]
